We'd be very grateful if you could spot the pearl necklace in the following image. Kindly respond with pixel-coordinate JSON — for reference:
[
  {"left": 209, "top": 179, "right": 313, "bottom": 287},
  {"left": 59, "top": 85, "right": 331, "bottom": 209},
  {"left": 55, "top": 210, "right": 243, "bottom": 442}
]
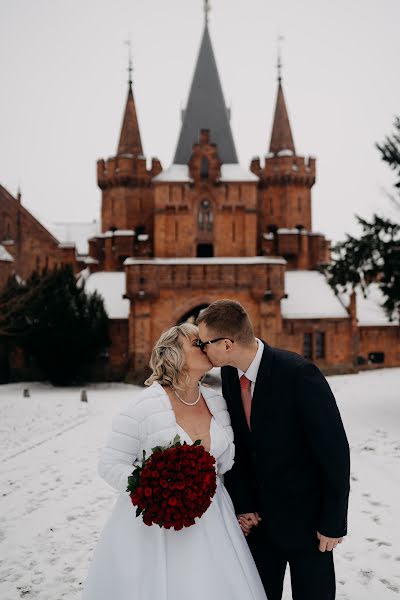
[{"left": 173, "top": 385, "right": 201, "bottom": 406}]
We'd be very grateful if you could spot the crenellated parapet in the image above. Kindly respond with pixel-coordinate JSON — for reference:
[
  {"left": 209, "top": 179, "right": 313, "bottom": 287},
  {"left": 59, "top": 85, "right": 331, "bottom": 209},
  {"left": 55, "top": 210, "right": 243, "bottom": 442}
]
[
  {"left": 97, "top": 155, "right": 160, "bottom": 189},
  {"left": 251, "top": 154, "right": 316, "bottom": 187}
]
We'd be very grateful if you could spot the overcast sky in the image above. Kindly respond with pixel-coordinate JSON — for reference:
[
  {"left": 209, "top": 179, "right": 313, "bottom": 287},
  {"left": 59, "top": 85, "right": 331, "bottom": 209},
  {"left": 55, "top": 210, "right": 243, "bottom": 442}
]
[{"left": 1, "top": 0, "right": 399, "bottom": 244}]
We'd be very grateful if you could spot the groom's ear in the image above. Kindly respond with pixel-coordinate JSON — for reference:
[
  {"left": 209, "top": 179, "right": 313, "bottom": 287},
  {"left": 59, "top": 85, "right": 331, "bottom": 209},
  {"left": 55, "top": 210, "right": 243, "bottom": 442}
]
[{"left": 224, "top": 339, "right": 233, "bottom": 351}]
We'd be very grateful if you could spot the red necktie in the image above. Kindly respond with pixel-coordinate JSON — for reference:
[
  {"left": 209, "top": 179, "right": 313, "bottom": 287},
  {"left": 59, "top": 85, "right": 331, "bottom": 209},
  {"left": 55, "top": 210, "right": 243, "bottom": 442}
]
[{"left": 240, "top": 375, "right": 252, "bottom": 430}]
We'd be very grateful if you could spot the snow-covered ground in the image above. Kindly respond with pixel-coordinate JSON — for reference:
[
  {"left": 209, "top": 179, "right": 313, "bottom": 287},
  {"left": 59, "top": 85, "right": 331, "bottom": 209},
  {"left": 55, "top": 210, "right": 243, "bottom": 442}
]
[{"left": 0, "top": 369, "right": 399, "bottom": 599}]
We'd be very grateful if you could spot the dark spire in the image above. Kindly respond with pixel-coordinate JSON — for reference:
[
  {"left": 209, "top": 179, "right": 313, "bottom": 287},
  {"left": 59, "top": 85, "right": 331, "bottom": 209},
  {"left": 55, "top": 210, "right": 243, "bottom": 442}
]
[
  {"left": 174, "top": 20, "right": 238, "bottom": 164},
  {"left": 117, "top": 43, "right": 143, "bottom": 157},
  {"left": 269, "top": 40, "right": 296, "bottom": 156}
]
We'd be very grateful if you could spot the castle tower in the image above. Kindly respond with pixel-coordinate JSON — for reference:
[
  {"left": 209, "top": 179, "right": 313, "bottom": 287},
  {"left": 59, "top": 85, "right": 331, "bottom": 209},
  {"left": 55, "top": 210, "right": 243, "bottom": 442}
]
[
  {"left": 96, "top": 64, "right": 161, "bottom": 270},
  {"left": 152, "top": 15, "right": 258, "bottom": 259},
  {"left": 251, "top": 62, "right": 329, "bottom": 269},
  {"left": 124, "top": 8, "right": 285, "bottom": 378}
]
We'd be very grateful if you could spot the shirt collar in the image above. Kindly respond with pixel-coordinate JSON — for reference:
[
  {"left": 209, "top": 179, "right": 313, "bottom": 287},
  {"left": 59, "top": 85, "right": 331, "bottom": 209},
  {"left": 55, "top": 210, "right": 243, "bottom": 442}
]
[{"left": 237, "top": 338, "right": 264, "bottom": 384}]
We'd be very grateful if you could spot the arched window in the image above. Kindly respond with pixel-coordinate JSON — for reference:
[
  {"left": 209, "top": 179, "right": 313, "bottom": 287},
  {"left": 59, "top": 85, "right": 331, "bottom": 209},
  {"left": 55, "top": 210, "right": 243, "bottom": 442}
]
[
  {"left": 198, "top": 199, "right": 213, "bottom": 232},
  {"left": 200, "top": 156, "right": 209, "bottom": 179}
]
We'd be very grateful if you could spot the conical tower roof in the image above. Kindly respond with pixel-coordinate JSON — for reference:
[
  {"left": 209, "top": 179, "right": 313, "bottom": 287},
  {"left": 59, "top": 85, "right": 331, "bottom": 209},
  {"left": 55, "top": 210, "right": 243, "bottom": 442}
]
[
  {"left": 174, "top": 24, "right": 238, "bottom": 164},
  {"left": 269, "top": 81, "right": 296, "bottom": 155},
  {"left": 117, "top": 82, "right": 143, "bottom": 157}
]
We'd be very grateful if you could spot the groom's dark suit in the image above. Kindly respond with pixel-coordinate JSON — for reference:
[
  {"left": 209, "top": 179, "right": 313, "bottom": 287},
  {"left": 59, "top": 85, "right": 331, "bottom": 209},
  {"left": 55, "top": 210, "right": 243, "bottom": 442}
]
[{"left": 222, "top": 342, "right": 350, "bottom": 600}]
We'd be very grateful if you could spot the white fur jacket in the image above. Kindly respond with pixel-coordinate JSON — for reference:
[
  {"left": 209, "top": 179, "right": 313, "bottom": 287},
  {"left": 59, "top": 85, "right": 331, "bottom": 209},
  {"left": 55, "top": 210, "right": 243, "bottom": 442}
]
[{"left": 98, "top": 382, "right": 235, "bottom": 493}]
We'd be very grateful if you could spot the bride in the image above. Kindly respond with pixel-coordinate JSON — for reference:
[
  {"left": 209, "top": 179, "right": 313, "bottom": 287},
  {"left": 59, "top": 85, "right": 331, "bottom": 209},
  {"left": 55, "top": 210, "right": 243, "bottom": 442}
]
[{"left": 82, "top": 323, "right": 267, "bottom": 600}]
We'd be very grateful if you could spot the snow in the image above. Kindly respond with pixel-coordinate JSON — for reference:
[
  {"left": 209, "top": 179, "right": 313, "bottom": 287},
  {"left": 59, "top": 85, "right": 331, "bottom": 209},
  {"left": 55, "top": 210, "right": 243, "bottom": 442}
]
[
  {"left": 219, "top": 164, "right": 258, "bottom": 182},
  {"left": 282, "top": 271, "right": 350, "bottom": 319},
  {"left": 277, "top": 149, "right": 294, "bottom": 157},
  {"left": 137, "top": 234, "right": 149, "bottom": 242},
  {"left": 153, "top": 163, "right": 258, "bottom": 182},
  {"left": 277, "top": 228, "right": 306, "bottom": 235},
  {"left": 103, "top": 230, "right": 135, "bottom": 238},
  {"left": 124, "top": 256, "right": 287, "bottom": 266},
  {"left": 82, "top": 257, "right": 99, "bottom": 265},
  {"left": 153, "top": 164, "right": 192, "bottom": 182},
  {"left": 1, "top": 368, "right": 400, "bottom": 599},
  {"left": 83, "top": 272, "right": 129, "bottom": 319},
  {"left": 340, "top": 284, "right": 399, "bottom": 327},
  {"left": 0, "top": 244, "right": 14, "bottom": 262}
]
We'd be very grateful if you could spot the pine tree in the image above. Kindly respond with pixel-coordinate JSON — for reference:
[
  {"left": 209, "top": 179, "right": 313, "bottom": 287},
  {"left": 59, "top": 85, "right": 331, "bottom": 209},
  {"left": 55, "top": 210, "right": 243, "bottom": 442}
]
[
  {"left": 324, "top": 117, "right": 400, "bottom": 322},
  {"left": 0, "top": 265, "right": 110, "bottom": 385}
]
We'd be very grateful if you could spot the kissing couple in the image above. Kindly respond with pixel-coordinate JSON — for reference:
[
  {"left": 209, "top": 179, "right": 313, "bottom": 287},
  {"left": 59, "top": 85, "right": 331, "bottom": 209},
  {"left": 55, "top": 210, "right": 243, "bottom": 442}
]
[{"left": 82, "top": 299, "right": 350, "bottom": 600}]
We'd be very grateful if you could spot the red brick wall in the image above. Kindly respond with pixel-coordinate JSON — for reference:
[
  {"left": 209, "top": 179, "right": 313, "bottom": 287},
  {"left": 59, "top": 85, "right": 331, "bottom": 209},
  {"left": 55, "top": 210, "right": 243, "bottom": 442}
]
[
  {"left": 0, "top": 185, "right": 76, "bottom": 287},
  {"left": 358, "top": 326, "right": 400, "bottom": 367},
  {"left": 281, "top": 318, "right": 356, "bottom": 374}
]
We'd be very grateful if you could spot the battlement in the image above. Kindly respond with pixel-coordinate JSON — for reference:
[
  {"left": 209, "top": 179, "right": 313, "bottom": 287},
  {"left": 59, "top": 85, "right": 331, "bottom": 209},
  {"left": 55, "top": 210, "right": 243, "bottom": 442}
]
[
  {"left": 251, "top": 154, "right": 316, "bottom": 187},
  {"left": 97, "top": 155, "right": 161, "bottom": 189}
]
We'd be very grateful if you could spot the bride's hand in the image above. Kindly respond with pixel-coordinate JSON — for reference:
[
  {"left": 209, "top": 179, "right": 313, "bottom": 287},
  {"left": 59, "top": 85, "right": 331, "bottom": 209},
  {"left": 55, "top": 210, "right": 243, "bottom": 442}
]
[{"left": 238, "top": 512, "right": 262, "bottom": 536}]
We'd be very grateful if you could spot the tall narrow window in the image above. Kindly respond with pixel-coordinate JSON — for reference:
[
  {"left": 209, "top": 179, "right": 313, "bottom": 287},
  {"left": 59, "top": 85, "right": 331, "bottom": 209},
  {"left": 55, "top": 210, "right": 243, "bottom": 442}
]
[
  {"left": 200, "top": 156, "right": 209, "bottom": 179},
  {"left": 198, "top": 199, "right": 213, "bottom": 232},
  {"left": 315, "top": 331, "right": 325, "bottom": 359},
  {"left": 303, "top": 333, "right": 312, "bottom": 359}
]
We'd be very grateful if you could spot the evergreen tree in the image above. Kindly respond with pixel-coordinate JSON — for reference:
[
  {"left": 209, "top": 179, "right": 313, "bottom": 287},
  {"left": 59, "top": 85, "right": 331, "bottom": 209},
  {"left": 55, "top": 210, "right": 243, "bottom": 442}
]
[
  {"left": 0, "top": 265, "right": 110, "bottom": 385},
  {"left": 324, "top": 118, "right": 400, "bottom": 321}
]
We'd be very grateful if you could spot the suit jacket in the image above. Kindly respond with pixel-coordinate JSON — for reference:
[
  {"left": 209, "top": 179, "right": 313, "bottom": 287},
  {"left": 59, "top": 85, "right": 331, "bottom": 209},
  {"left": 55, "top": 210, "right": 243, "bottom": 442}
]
[{"left": 222, "top": 342, "right": 350, "bottom": 550}]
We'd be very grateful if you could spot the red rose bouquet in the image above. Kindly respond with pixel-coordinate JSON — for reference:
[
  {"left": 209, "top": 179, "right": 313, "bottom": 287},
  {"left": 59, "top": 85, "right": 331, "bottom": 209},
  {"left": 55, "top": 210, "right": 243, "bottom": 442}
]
[{"left": 126, "top": 434, "right": 217, "bottom": 530}]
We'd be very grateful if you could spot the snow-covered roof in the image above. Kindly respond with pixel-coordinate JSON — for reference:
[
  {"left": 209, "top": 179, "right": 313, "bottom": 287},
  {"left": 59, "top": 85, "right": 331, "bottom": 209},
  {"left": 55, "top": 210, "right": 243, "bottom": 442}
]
[
  {"left": 0, "top": 244, "right": 14, "bottom": 262},
  {"left": 277, "top": 149, "right": 294, "bottom": 157},
  {"left": 340, "top": 284, "right": 399, "bottom": 327},
  {"left": 281, "top": 271, "right": 349, "bottom": 319},
  {"left": 102, "top": 230, "right": 135, "bottom": 238},
  {"left": 153, "top": 164, "right": 192, "bottom": 183},
  {"left": 82, "top": 256, "right": 99, "bottom": 265},
  {"left": 277, "top": 228, "right": 306, "bottom": 235},
  {"left": 83, "top": 272, "right": 129, "bottom": 319},
  {"left": 124, "top": 256, "right": 286, "bottom": 266},
  {"left": 219, "top": 164, "right": 258, "bottom": 182},
  {"left": 49, "top": 221, "right": 99, "bottom": 255},
  {"left": 153, "top": 163, "right": 258, "bottom": 183}
]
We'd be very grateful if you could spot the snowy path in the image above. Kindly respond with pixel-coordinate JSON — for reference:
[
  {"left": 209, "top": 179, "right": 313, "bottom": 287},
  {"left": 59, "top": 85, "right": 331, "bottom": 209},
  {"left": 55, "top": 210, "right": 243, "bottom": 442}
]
[{"left": 0, "top": 370, "right": 399, "bottom": 599}]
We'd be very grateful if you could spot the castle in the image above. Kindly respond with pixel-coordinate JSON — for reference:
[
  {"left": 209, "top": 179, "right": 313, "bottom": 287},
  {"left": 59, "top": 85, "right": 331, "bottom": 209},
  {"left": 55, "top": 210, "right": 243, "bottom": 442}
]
[{"left": 1, "top": 13, "right": 398, "bottom": 382}]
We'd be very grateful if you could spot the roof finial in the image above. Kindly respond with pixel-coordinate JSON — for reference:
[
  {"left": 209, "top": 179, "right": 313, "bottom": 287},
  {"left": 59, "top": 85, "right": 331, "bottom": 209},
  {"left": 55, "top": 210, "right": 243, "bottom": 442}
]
[
  {"left": 124, "top": 38, "right": 133, "bottom": 85},
  {"left": 277, "top": 34, "right": 284, "bottom": 83},
  {"left": 204, "top": 0, "right": 211, "bottom": 24}
]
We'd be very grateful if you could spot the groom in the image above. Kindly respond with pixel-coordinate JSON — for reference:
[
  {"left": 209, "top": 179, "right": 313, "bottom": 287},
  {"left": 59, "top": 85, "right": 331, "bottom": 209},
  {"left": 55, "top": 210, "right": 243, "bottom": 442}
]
[{"left": 197, "top": 300, "right": 350, "bottom": 600}]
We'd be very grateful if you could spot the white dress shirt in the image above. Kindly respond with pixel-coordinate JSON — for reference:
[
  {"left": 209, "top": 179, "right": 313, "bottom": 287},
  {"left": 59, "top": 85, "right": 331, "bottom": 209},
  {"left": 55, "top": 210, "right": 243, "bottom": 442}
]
[{"left": 237, "top": 338, "right": 264, "bottom": 397}]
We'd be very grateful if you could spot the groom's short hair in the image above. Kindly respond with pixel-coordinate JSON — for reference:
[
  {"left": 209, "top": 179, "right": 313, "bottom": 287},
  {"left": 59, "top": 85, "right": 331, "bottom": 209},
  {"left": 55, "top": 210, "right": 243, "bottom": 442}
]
[{"left": 197, "top": 300, "right": 255, "bottom": 346}]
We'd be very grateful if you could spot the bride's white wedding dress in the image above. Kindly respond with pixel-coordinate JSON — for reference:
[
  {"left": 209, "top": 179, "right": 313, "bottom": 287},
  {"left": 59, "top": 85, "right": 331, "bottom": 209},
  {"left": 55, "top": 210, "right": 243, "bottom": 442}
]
[{"left": 82, "top": 388, "right": 267, "bottom": 600}]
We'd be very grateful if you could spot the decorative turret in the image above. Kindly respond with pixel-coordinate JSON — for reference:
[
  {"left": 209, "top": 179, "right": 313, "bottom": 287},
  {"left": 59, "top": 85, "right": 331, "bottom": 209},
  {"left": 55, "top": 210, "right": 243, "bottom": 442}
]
[{"left": 96, "top": 51, "right": 161, "bottom": 261}]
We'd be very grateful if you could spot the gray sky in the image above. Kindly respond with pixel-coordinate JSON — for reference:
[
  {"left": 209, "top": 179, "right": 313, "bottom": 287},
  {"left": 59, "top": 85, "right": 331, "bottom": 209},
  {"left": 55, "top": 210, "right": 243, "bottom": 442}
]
[{"left": 1, "top": 0, "right": 399, "bottom": 244}]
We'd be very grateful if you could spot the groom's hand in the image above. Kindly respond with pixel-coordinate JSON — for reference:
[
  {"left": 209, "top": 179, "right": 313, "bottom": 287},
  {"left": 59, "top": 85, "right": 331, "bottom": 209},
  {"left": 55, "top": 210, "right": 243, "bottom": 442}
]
[
  {"left": 238, "top": 512, "right": 262, "bottom": 536},
  {"left": 317, "top": 531, "right": 343, "bottom": 552}
]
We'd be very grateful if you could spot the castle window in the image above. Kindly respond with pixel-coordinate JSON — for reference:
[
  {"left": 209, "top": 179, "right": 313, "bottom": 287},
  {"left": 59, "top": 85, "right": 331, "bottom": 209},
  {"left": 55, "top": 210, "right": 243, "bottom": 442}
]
[
  {"left": 200, "top": 156, "right": 209, "bottom": 179},
  {"left": 303, "top": 333, "right": 312, "bottom": 359},
  {"left": 198, "top": 199, "right": 213, "bottom": 232},
  {"left": 315, "top": 331, "right": 325, "bottom": 359},
  {"left": 197, "top": 243, "right": 214, "bottom": 257},
  {"left": 368, "top": 352, "right": 385, "bottom": 364}
]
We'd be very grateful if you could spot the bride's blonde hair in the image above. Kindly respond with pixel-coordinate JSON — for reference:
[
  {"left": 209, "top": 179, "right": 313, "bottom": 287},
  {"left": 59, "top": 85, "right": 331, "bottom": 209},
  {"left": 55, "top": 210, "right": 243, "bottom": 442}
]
[{"left": 144, "top": 323, "right": 199, "bottom": 391}]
